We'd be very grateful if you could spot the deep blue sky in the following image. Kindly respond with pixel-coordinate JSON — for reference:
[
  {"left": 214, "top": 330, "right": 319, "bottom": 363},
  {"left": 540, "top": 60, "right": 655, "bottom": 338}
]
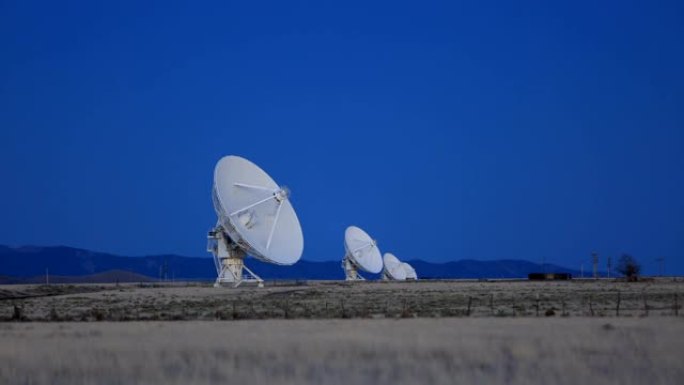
[{"left": 1, "top": 1, "right": 683, "bottom": 274}]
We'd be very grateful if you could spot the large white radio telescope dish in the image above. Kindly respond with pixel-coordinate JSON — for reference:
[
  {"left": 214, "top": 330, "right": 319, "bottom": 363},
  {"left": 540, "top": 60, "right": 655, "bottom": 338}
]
[
  {"left": 382, "top": 253, "right": 407, "bottom": 281},
  {"left": 207, "top": 155, "right": 304, "bottom": 287},
  {"left": 341, "top": 226, "right": 382, "bottom": 281},
  {"left": 402, "top": 262, "right": 418, "bottom": 280}
]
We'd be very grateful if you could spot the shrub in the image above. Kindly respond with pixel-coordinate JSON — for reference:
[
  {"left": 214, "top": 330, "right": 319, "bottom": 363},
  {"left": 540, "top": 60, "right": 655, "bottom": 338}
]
[{"left": 616, "top": 254, "right": 641, "bottom": 281}]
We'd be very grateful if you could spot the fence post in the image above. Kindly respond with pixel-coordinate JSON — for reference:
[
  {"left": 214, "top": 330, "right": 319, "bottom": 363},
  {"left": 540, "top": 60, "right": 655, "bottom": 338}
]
[
  {"left": 616, "top": 291, "right": 621, "bottom": 317},
  {"left": 511, "top": 297, "right": 517, "bottom": 317},
  {"left": 284, "top": 300, "right": 290, "bottom": 319},
  {"left": 489, "top": 294, "right": 494, "bottom": 316},
  {"left": 675, "top": 293, "right": 679, "bottom": 317},
  {"left": 561, "top": 299, "right": 566, "bottom": 317}
]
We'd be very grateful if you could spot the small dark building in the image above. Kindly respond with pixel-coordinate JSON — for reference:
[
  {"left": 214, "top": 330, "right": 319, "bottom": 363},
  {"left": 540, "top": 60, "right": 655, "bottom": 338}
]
[{"left": 528, "top": 273, "right": 572, "bottom": 281}]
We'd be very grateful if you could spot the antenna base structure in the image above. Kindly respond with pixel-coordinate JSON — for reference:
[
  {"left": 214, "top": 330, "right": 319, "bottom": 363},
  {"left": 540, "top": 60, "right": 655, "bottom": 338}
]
[
  {"left": 380, "top": 265, "right": 392, "bottom": 280},
  {"left": 208, "top": 225, "right": 264, "bottom": 288},
  {"left": 342, "top": 256, "right": 365, "bottom": 281}
]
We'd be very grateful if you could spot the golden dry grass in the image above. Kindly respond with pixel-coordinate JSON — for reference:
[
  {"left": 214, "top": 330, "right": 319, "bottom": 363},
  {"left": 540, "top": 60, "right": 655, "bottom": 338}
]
[{"left": 1, "top": 318, "right": 683, "bottom": 385}]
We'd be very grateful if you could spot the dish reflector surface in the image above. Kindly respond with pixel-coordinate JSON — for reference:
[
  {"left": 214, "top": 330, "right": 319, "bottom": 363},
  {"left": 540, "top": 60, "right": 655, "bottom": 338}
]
[
  {"left": 344, "top": 226, "right": 382, "bottom": 274},
  {"left": 383, "top": 253, "right": 407, "bottom": 280},
  {"left": 213, "top": 156, "right": 303, "bottom": 265},
  {"left": 402, "top": 262, "right": 417, "bottom": 279}
]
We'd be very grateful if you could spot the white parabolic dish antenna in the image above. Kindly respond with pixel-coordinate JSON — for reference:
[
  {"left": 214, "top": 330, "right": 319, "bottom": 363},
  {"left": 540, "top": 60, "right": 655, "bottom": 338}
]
[
  {"left": 382, "top": 253, "right": 407, "bottom": 281},
  {"left": 342, "top": 226, "right": 383, "bottom": 281},
  {"left": 402, "top": 262, "right": 417, "bottom": 280},
  {"left": 207, "top": 155, "right": 304, "bottom": 287}
]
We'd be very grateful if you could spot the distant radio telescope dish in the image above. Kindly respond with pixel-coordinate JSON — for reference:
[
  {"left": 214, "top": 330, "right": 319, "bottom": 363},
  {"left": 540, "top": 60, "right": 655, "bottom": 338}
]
[
  {"left": 382, "top": 253, "right": 407, "bottom": 281},
  {"left": 341, "top": 226, "right": 382, "bottom": 281},
  {"left": 402, "top": 262, "right": 417, "bottom": 280},
  {"left": 207, "top": 155, "right": 304, "bottom": 287}
]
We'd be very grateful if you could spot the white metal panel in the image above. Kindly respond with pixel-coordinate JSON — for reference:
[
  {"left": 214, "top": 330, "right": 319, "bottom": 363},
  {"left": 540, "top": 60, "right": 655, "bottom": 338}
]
[
  {"left": 213, "top": 155, "right": 304, "bottom": 265},
  {"left": 344, "top": 226, "right": 383, "bottom": 274},
  {"left": 402, "top": 262, "right": 417, "bottom": 279},
  {"left": 383, "top": 253, "right": 407, "bottom": 280}
]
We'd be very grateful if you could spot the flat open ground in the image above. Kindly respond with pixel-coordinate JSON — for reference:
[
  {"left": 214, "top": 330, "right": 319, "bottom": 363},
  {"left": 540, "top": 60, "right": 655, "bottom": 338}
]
[
  {"left": 1, "top": 280, "right": 682, "bottom": 384},
  {"left": 1, "top": 318, "right": 683, "bottom": 385},
  {"left": 1, "top": 279, "right": 682, "bottom": 321}
]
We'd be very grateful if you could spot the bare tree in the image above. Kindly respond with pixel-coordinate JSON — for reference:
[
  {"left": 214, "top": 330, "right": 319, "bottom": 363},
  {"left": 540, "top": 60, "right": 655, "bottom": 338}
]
[{"left": 616, "top": 254, "right": 641, "bottom": 281}]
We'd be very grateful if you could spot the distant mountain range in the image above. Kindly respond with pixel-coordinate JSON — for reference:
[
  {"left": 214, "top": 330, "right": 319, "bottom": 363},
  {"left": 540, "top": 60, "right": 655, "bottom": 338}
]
[{"left": 0, "top": 245, "right": 584, "bottom": 283}]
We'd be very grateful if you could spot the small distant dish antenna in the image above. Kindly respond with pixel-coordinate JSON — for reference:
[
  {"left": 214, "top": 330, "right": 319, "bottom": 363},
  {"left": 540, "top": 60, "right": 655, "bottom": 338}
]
[
  {"left": 382, "top": 253, "right": 407, "bottom": 281},
  {"left": 342, "top": 226, "right": 383, "bottom": 280},
  {"left": 207, "top": 156, "right": 304, "bottom": 287},
  {"left": 402, "top": 262, "right": 418, "bottom": 280}
]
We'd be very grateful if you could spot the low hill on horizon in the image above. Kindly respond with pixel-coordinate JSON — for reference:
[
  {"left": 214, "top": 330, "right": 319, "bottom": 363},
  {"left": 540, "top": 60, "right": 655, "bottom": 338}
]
[
  {"left": 0, "top": 270, "right": 156, "bottom": 285},
  {"left": 0, "top": 244, "right": 585, "bottom": 282}
]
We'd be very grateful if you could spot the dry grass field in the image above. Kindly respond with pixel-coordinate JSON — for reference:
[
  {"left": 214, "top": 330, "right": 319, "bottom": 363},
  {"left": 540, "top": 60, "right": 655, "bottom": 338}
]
[
  {"left": 1, "top": 279, "right": 682, "bottom": 321},
  {"left": 1, "top": 318, "right": 683, "bottom": 385},
  {"left": 1, "top": 280, "right": 683, "bottom": 384}
]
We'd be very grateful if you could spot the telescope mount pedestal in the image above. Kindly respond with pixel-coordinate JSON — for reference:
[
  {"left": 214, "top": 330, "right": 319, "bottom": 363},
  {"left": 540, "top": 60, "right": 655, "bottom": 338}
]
[
  {"left": 342, "top": 256, "right": 365, "bottom": 281},
  {"left": 208, "top": 226, "right": 264, "bottom": 288}
]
